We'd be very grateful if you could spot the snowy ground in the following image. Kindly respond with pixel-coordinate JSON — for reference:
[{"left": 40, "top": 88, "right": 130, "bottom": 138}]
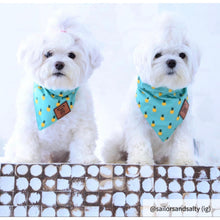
[{"left": 0, "top": 3, "right": 219, "bottom": 164}]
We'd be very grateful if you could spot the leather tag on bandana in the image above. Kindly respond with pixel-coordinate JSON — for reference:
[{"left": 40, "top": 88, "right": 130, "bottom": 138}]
[
  {"left": 179, "top": 99, "right": 189, "bottom": 119},
  {"left": 54, "top": 101, "right": 71, "bottom": 119}
]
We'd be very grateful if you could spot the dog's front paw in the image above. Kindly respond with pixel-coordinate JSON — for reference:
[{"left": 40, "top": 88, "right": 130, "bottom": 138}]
[
  {"left": 170, "top": 157, "right": 196, "bottom": 166},
  {"left": 69, "top": 154, "right": 100, "bottom": 164},
  {"left": 127, "top": 153, "right": 154, "bottom": 165}
]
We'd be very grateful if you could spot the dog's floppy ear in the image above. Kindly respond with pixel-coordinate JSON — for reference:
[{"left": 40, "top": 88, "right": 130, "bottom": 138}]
[
  {"left": 89, "top": 46, "right": 103, "bottom": 69},
  {"left": 191, "top": 43, "right": 201, "bottom": 75},
  {"left": 17, "top": 34, "right": 44, "bottom": 71}
]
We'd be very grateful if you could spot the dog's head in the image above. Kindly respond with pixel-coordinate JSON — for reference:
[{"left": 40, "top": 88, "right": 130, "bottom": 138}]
[
  {"left": 18, "top": 15, "right": 102, "bottom": 90},
  {"left": 134, "top": 15, "right": 200, "bottom": 90}
]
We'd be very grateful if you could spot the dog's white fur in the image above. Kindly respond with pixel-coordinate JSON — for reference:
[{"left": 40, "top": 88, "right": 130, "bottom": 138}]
[
  {"left": 3, "top": 15, "right": 102, "bottom": 163},
  {"left": 101, "top": 15, "right": 200, "bottom": 165}
]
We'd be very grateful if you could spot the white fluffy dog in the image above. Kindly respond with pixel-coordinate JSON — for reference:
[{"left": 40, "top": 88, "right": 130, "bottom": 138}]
[
  {"left": 3, "top": 16, "right": 102, "bottom": 163},
  {"left": 102, "top": 16, "right": 200, "bottom": 165}
]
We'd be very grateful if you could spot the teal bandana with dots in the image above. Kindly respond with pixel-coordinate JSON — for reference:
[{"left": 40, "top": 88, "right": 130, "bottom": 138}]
[
  {"left": 136, "top": 76, "right": 189, "bottom": 142},
  {"left": 33, "top": 83, "right": 79, "bottom": 130}
]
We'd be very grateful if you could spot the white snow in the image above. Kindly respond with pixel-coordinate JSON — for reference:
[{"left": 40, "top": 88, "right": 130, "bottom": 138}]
[
  {"left": 155, "top": 178, "right": 167, "bottom": 192},
  {"left": 169, "top": 180, "right": 181, "bottom": 192},
  {"left": 168, "top": 193, "right": 182, "bottom": 200},
  {"left": 28, "top": 206, "right": 40, "bottom": 217},
  {"left": 13, "top": 192, "right": 25, "bottom": 206},
  {"left": 2, "top": 164, "right": 13, "bottom": 175},
  {"left": 197, "top": 181, "right": 210, "bottom": 193},
  {"left": 101, "top": 193, "right": 111, "bottom": 205},
  {"left": 100, "top": 166, "right": 112, "bottom": 178},
  {"left": 44, "top": 165, "right": 57, "bottom": 177},
  {"left": 29, "top": 192, "right": 40, "bottom": 204},
  {"left": 41, "top": 208, "right": 55, "bottom": 217},
  {"left": 72, "top": 180, "right": 84, "bottom": 191},
  {"left": 0, "top": 206, "right": 11, "bottom": 217},
  {"left": 127, "top": 178, "right": 140, "bottom": 192},
  {"left": 184, "top": 193, "right": 197, "bottom": 200},
  {"left": 42, "top": 192, "right": 56, "bottom": 206},
  {"left": 113, "top": 192, "right": 126, "bottom": 206},
  {"left": 114, "top": 166, "right": 124, "bottom": 176},
  {"left": 30, "top": 165, "right": 42, "bottom": 176},
  {"left": 115, "top": 208, "right": 125, "bottom": 217},
  {"left": 30, "top": 178, "right": 41, "bottom": 191},
  {"left": 71, "top": 165, "right": 85, "bottom": 177},
  {"left": 0, "top": 176, "right": 14, "bottom": 191},
  {"left": 125, "top": 208, "right": 138, "bottom": 217},
  {"left": 114, "top": 178, "right": 125, "bottom": 189},
  {"left": 57, "top": 208, "right": 70, "bottom": 217},
  {"left": 199, "top": 170, "right": 207, "bottom": 179},
  {"left": 126, "top": 193, "right": 138, "bottom": 206},
  {"left": 142, "top": 178, "right": 153, "bottom": 192},
  {"left": 57, "top": 193, "right": 70, "bottom": 205},
  {"left": 16, "top": 177, "right": 28, "bottom": 190},
  {"left": 157, "top": 167, "right": 166, "bottom": 177},
  {"left": 16, "top": 165, "right": 28, "bottom": 176},
  {"left": 72, "top": 193, "right": 83, "bottom": 206},
  {"left": 0, "top": 193, "right": 11, "bottom": 205},
  {"left": 88, "top": 165, "right": 99, "bottom": 177},
  {"left": 59, "top": 165, "right": 71, "bottom": 177},
  {"left": 86, "top": 194, "right": 98, "bottom": 203},
  {"left": 14, "top": 206, "right": 26, "bottom": 217},
  {"left": 140, "top": 165, "right": 153, "bottom": 178},
  {"left": 183, "top": 181, "right": 195, "bottom": 192},
  {"left": 84, "top": 206, "right": 99, "bottom": 217},
  {"left": 71, "top": 208, "right": 83, "bottom": 217},
  {"left": 168, "top": 167, "right": 182, "bottom": 179},
  {"left": 99, "top": 179, "right": 113, "bottom": 190},
  {"left": 210, "top": 167, "right": 220, "bottom": 180},
  {"left": 86, "top": 178, "right": 99, "bottom": 192},
  {"left": 140, "top": 193, "right": 154, "bottom": 206},
  {"left": 57, "top": 179, "right": 69, "bottom": 190},
  {"left": 126, "top": 166, "right": 139, "bottom": 178},
  {"left": 212, "top": 194, "right": 220, "bottom": 209},
  {"left": 212, "top": 180, "right": 220, "bottom": 193},
  {"left": 100, "top": 208, "right": 112, "bottom": 217},
  {"left": 197, "top": 194, "right": 210, "bottom": 207},
  {"left": 45, "top": 179, "right": 55, "bottom": 189},
  {"left": 184, "top": 167, "right": 195, "bottom": 178}
]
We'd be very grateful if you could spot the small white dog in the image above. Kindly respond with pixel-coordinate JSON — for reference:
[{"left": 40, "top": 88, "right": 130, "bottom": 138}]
[
  {"left": 102, "top": 15, "right": 200, "bottom": 165},
  {"left": 3, "top": 15, "right": 102, "bottom": 163}
]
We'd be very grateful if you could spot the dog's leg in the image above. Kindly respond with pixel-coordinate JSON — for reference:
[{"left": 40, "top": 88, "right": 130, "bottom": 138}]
[
  {"left": 125, "top": 103, "right": 154, "bottom": 165},
  {"left": 169, "top": 124, "right": 196, "bottom": 165},
  {"left": 4, "top": 131, "right": 41, "bottom": 163},
  {"left": 69, "top": 119, "right": 99, "bottom": 164}
]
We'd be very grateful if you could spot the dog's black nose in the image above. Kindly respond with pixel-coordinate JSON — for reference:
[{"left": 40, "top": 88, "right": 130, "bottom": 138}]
[
  {"left": 55, "top": 61, "right": 65, "bottom": 70},
  {"left": 166, "top": 59, "right": 176, "bottom": 69}
]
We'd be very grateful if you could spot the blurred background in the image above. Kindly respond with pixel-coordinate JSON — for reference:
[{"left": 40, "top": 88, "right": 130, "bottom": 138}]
[{"left": 0, "top": 3, "right": 219, "bottom": 164}]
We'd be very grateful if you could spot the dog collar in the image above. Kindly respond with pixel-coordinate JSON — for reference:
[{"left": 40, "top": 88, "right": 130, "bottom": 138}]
[
  {"left": 33, "top": 83, "right": 79, "bottom": 130},
  {"left": 136, "top": 76, "right": 189, "bottom": 142}
]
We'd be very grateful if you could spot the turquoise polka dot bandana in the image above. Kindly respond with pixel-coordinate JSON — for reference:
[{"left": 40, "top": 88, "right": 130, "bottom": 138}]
[
  {"left": 33, "top": 83, "right": 79, "bottom": 130},
  {"left": 136, "top": 76, "right": 189, "bottom": 142}
]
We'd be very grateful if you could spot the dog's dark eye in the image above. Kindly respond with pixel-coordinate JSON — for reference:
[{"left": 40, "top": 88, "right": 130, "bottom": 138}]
[
  {"left": 154, "top": 53, "right": 162, "bottom": 59},
  {"left": 44, "top": 51, "right": 53, "bottom": 58},
  {"left": 68, "top": 52, "right": 76, "bottom": 59},
  {"left": 179, "top": 52, "right": 186, "bottom": 59}
]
